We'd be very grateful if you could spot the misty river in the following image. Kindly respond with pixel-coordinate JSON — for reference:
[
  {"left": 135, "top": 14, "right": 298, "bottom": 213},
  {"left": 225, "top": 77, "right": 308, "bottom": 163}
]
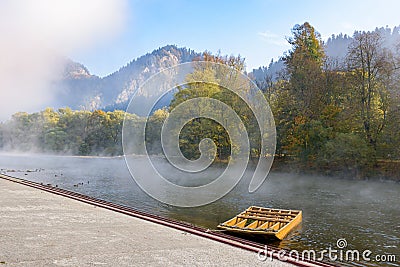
[{"left": 0, "top": 153, "right": 398, "bottom": 267}]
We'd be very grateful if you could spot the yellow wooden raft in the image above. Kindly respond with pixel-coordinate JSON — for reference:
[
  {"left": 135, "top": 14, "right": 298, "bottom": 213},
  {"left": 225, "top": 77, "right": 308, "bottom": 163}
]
[{"left": 217, "top": 206, "right": 302, "bottom": 240}]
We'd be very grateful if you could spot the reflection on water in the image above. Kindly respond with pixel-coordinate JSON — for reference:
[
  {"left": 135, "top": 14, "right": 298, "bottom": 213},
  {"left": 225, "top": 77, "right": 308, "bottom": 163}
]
[{"left": 0, "top": 154, "right": 399, "bottom": 267}]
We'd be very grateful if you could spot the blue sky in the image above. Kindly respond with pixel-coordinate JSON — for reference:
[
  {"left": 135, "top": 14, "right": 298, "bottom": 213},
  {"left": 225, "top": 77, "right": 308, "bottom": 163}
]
[{"left": 72, "top": 0, "right": 400, "bottom": 77}]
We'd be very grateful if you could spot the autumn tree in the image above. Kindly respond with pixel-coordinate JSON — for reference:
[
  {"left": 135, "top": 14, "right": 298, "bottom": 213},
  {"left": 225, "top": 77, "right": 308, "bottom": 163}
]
[
  {"left": 279, "top": 22, "right": 330, "bottom": 163},
  {"left": 169, "top": 52, "right": 256, "bottom": 160},
  {"left": 346, "top": 31, "right": 394, "bottom": 151},
  {"left": 284, "top": 22, "right": 326, "bottom": 118}
]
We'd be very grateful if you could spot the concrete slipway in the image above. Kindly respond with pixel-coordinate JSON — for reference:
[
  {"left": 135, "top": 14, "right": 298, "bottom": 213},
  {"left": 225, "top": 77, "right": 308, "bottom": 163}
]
[{"left": 0, "top": 178, "right": 298, "bottom": 267}]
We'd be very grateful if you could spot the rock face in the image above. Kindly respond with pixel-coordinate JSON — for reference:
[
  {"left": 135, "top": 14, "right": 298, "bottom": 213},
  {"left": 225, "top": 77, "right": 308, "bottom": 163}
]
[
  {"left": 58, "top": 45, "right": 200, "bottom": 112},
  {"left": 62, "top": 60, "right": 92, "bottom": 79}
]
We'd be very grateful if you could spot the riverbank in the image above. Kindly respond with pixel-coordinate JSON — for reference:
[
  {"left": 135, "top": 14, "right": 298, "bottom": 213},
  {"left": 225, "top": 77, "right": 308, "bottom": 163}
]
[{"left": 270, "top": 157, "right": 400, "bottom": 182}]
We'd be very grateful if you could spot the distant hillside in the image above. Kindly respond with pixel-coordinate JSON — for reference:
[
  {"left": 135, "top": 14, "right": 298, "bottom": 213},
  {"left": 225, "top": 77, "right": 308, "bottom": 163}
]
[
  {"left": 57, "top": 45, "right": 200, "bottom": 112},
  {"left": 251, "top": 59, "right": 285, "bottom": 83}
]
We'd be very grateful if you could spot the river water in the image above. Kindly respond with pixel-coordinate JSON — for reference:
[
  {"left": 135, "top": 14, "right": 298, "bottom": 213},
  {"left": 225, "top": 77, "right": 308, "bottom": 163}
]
[{"left": 0, "top": 154, "right": 398, "bottom": 267}]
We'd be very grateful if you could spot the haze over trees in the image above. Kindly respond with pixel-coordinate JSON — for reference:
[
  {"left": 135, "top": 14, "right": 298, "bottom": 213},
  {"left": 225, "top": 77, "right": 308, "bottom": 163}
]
[
  {"left": 0, "top": 108, "right": 142, "bottom": 156},
  {"left": 0, "top": 22, "right": 399, "bottom": 179}
]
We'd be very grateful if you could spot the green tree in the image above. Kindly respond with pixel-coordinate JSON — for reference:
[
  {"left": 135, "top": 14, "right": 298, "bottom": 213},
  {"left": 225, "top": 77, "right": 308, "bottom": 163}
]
[
  {"left": 145, "top": 108, "right": 169, "bottom": 155},
  {"left": 169, "top": 52, "right": 254, "bottom": 160},
  {"left": 79, "top": 110, "right": 109, "bottom": 155},
  {"left": 318, "top": 133, "right": 374, "bottom": 177}
]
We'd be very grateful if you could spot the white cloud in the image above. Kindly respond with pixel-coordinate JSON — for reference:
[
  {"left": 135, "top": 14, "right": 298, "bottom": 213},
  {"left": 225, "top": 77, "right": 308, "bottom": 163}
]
[
  {"left": 0, "top": 0, "right": 127, "bottom": 121},
  {"left": 258, "top": 30, "right": 289, "bottom": 46}
]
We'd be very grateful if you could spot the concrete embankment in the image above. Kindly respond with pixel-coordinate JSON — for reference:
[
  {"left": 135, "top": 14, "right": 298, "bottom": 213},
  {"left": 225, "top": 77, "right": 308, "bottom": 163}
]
[{"left": 0, "top": 178, "right": 296, "bottom": 267}]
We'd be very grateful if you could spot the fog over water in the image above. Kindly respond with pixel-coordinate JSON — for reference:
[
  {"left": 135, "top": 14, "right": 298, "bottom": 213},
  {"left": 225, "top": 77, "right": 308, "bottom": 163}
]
[{"left": 0, "top": 153, "right": 398, "bottom": 267}]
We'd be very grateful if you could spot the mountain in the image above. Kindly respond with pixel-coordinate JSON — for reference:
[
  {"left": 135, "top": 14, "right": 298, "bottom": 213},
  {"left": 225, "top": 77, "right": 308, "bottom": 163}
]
[
  {"left": 57, "top": 26, "right": 399, "bottom": 112},
  {"left": 56, "top": 59, "right": 102, "bottom": 110},
  {"left": 58, "top": 45, "right": 200, "bottom": 112}
]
